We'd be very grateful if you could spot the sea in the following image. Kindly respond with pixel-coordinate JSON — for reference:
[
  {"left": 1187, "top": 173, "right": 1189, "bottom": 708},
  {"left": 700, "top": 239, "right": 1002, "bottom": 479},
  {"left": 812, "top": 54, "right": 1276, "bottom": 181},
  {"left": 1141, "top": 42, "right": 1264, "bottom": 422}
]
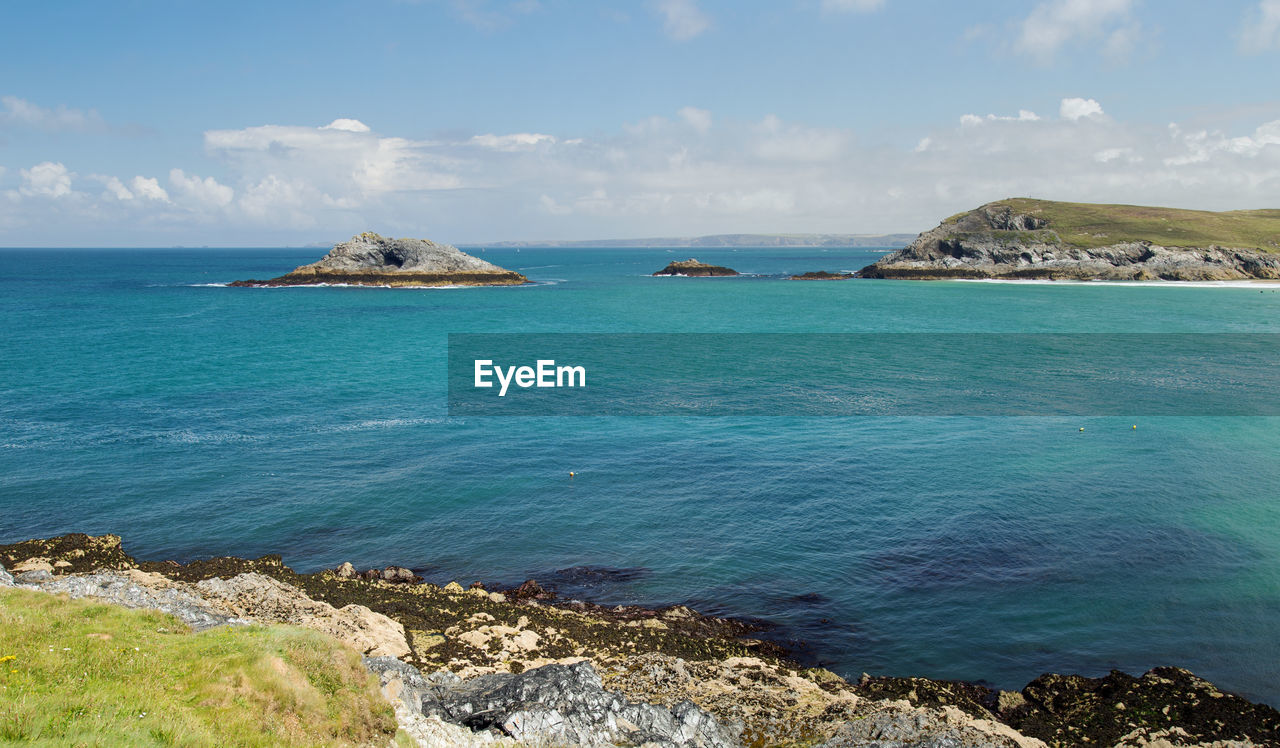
[{"left": 2, "top": 246, "right": 1278, "bottom": 705}]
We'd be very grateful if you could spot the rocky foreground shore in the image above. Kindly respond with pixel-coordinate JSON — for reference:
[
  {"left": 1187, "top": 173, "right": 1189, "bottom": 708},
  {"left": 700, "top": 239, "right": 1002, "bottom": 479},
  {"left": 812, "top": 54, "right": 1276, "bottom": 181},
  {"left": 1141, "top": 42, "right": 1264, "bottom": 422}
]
[{"left": 3, "top": 534, "right": 1277, "bottom": 747}]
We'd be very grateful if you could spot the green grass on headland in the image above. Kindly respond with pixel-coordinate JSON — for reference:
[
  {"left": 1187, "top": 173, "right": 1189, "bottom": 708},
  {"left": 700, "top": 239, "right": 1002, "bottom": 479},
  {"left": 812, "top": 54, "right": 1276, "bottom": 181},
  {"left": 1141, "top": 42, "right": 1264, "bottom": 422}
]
[
  {"left": 0, "top": 587, "right": 396, "bottom": 747},
  {"left": 963, "top": 198, "right": 1280, "bottom": 251}
]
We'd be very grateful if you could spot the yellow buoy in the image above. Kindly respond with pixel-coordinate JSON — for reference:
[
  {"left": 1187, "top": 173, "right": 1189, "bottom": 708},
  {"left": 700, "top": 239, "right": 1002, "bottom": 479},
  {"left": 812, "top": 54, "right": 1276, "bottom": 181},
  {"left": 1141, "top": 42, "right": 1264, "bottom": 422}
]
[
  {"left": 1079, "top": 427, "right": 1085, "bottom": 432},
  {"left": 1132, "top": 424, "right": 1137, "bottom": 429},
  {"left": 569, "top": 472, "right": 576, "bottom": 477}
]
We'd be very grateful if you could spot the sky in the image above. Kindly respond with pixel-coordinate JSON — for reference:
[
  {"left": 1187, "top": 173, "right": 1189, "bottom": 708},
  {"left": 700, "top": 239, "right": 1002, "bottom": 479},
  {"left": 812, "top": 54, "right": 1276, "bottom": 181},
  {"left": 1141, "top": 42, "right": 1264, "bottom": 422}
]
[{"left": 2, "top": 0, "right": 1280, "bottom": 246}]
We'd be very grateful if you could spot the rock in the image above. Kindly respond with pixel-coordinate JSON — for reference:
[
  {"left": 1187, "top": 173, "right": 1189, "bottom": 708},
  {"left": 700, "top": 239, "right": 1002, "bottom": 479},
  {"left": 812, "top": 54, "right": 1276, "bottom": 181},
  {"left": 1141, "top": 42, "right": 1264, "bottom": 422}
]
[
  {"left": 381, "top": 565, "right": 420, "bottom": 584},
  {"left": 509, "top": 579, "right": 554, "bottom": 601},
  {"left": 0, "top": 533, "right": 135, "bottom": 575},
  {"left": 364, "top": 657, "right": 507, "bottom": 747},
  {"left": 820, "top": 703, "right": 1045, "bottom": 748},
  {"left": 0, "top": 564, "right": 14, "bottom": 587},
  {"left": 860, "top": 200, "right": 1280, "bottom": 281},
  {"left": 653, "top": 259, "right": 739, "bottom": 277},
  {"left": 420, "top": 660, "right": 739, "bottom": 747},
  {"left": 229, "top": 232, "right": 528, "bottom": 287},
  {"left": 37, "top": 570, "right": 244, "bottom": 631},
  {"left": 334, "top": 561, "right": 357, "bottom": 579},
  {"left": 443, "top": 581, "right": 466, "bottom": 594},
  {"left": 469, "top": 581, "right": 486, "bottom": 590},
  {"left": 789, "top": 271, "right": 856, "bottom": 280},
  {"left": 1007, "top": 668, "right": 1280, "bottom": 747},
  {"left": 12, "top": 558, "right": 54, "bottom": 574},
  {"left": 15, "top": 569, "right": 54, "bottom": 584},
  {"left": 195, "top": 573, "right": 410, "bottom": 658}
]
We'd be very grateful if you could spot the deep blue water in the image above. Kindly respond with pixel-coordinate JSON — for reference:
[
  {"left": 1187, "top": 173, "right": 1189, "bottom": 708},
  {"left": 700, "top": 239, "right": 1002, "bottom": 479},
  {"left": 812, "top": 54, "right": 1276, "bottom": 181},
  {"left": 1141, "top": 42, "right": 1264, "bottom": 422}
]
[{"left": 2, "top": 247, "right": 1279, "bottom": 704}]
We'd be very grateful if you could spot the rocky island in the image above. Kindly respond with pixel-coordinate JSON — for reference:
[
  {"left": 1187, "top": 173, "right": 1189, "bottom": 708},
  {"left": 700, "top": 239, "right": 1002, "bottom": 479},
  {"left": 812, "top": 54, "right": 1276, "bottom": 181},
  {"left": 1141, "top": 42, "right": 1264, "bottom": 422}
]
[
  {"left": 790, "top": 271, "right": 856, "bottom": 280},
  {"left": 653, "top": 258, "right": 740, "bottom": 276},
  {"left": 4, "top": 533, "right": 1279, "bottom": 747},
  {"left": 860, "top": 199, "right": 1280, "bottom": 281},
  {"left": 230, "top": 232, "right": 528, "bottom": 287}
]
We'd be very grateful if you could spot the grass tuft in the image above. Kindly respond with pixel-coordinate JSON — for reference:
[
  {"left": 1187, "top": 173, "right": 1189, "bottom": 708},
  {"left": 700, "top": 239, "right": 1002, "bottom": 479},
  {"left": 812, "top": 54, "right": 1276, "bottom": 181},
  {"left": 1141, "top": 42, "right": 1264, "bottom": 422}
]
[{"left": 0, "top": 587, "right": 396, "bottom": 747}]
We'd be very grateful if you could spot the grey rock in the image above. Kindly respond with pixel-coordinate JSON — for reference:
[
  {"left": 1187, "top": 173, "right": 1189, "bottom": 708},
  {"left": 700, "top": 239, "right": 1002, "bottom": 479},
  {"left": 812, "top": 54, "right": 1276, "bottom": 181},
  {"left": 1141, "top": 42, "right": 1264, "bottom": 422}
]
[
  {"left": 15, "top": 569, "right": 54, "bottom": 584},
  {"left": 334, "top": 561, "right": 357, "bottom": 579},
  {"left": 420, "top": 660, "right": 739, "bottom": 747},
  {"left": 820, "top": 708, "right": 1028, "bottom": 748},
  {"left": 38, "top": 571, "right": 244, "bottom": 631},
  {"left": 0, "top": 564, "right": 13, "bottom": 587},
  {"left": 298, "top": 233, "right": 510, "bottom": 275},
  {"left": 381, "top": 565, "right": 420, "bottom": 584}
]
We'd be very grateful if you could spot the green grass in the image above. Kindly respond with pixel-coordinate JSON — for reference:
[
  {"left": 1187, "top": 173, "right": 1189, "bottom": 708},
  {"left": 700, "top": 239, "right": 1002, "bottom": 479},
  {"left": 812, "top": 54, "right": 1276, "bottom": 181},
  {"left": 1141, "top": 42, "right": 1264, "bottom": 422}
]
[
  {"left": 0, "top": 587, "right": 397, "bottom": 747},
  {"left": 975, "top": 198, "right": 1280, "bottom": 251}
]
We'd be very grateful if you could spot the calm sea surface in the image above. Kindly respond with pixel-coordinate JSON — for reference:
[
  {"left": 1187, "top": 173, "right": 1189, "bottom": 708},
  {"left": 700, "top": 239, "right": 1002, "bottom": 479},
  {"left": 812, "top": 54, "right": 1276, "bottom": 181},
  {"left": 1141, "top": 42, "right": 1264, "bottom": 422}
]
[{"left": 2, "top": 247, "right": 1278, "bottom": 703}]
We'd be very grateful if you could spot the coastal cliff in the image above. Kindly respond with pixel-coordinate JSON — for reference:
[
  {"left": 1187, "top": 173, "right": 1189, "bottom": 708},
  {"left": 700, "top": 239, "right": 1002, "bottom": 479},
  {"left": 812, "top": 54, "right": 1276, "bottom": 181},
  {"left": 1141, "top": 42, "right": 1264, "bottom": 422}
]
[
  {"left": 230, "top": 232, "right": 528, "bottom": 287},
  {"left": 860, "top": 199, "right": 1280, "bottom": 281},
  {"left": 4, "top": 534, "right": 1279, "bottom": 747}
]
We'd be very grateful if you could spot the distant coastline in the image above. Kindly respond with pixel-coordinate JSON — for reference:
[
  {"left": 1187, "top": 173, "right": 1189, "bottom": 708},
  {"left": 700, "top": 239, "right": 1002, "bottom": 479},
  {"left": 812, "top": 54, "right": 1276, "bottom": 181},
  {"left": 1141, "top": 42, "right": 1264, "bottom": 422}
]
[{"left": 468, "top": 233, "right": 916, "bottom": 249}]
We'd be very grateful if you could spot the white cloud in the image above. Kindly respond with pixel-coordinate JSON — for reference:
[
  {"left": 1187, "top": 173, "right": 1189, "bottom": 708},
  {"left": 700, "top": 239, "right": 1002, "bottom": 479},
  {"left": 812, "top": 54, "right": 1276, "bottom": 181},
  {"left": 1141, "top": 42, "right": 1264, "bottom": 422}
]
[
  {"left": 678, "top": 106, "right": 712, "bottom": 134},
  {"left": 19, "top": 162, "right": 74, "bottom": 197},
  {"left": 0, "top": 96, "right": 108, "bottom": 133},
  {"left": 169, "top": 169, "right": 234, "bottom": 207},
  {"left": 100, "top": 176, "right": 133, "bottom": 200},
  {"left": 1060, "top": 97, "right": 1105, "bottom": 120},
  {"left": 469, "top": 132, "right": 557, "bottom": 150},
  {"left": 130, "top": 176, "right": 169, "bottom": 201},
  {"left": 653, "top": 0, "right": 710, "bottom": 41},
  {"left": 5, "top": 104, "right": 1280, "bottom": 244},
  {"left": 1240, "top": 0, "right": 1280, "bottom": 53},
  {"left": 1014, "top": 0, "right": 1138, "bottom": 62},
  {"left": 960, "top": 110, "right": 1041, "bottom": 126},
  {"left": 321, "top": 118, "right": 371, "bottom": 133},
  {"left": 821, "top": 0, "right": 885, "bottom": 12}
]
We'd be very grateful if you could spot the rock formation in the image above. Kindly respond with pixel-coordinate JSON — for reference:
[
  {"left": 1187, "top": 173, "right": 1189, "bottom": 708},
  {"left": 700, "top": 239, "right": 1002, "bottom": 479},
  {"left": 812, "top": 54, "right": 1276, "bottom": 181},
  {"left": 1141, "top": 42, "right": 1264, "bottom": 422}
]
[
  {"left": 230, "top": 232, "right": 527, "bottom": 287},
  {"left": 861, "top": 200, "right": 1280, "bottom": 281},
  {"left": 789, "top": 271, "right": 856, "bottom": 280},
  {"left": 653, "top": 259, "right": 740, "bottom": 277}
]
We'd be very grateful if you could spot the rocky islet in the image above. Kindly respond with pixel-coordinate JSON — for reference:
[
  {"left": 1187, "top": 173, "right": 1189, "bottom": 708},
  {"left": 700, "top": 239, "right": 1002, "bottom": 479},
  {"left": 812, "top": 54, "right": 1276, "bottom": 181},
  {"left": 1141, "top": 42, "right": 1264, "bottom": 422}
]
[{"left": 230, "top": 231, "right": 528, "bottom": 287}]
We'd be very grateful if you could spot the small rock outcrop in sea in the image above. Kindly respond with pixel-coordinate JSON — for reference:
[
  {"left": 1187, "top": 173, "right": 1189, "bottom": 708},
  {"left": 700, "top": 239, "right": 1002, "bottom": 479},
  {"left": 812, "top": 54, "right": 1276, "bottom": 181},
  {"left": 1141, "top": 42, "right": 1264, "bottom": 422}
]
[
  {"left": 860, "top": 199, "right": 1280, "bottom": 281},
  {"left": 789, "top": 271, "right": 856, "bottom": 280},
  {"left": 653, "top": 259, "right": 740, "bottom": 277},
  {"left": 229, "top": 232, "right": 528, "bottom": 287}
]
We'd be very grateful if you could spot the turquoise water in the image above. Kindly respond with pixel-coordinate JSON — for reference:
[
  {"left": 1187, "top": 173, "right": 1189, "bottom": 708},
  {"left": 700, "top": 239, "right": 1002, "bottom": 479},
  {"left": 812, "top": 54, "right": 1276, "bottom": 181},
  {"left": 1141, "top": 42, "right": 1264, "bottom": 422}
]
[{"left": 2, "top": 247, "right": 1279, "bottom": 704}]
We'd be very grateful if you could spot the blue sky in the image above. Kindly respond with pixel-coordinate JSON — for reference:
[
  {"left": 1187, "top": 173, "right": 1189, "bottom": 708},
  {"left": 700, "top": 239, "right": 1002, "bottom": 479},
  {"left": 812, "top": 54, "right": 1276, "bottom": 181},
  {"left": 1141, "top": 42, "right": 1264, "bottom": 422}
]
[{"left": 3, "top": 0, "right": 1280, "bottom": 245}]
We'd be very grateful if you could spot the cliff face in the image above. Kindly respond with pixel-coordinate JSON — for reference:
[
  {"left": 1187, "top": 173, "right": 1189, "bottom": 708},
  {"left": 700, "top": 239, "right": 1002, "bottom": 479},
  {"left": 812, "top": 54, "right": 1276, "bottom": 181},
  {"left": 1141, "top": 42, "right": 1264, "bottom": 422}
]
[
  {"left": 861, "top": 201, "right": 1280, "bottom": 281},
  {"left": 231, "top": 232, "right": 528, "bottom": 287}
]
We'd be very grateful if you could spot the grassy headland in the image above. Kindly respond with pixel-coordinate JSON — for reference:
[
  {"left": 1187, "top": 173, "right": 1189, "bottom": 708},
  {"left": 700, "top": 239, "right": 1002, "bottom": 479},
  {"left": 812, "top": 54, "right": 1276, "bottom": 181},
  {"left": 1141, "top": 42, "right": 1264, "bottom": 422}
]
[{"left": 952, "top": 198, "right": 1280, "bottom": 251}]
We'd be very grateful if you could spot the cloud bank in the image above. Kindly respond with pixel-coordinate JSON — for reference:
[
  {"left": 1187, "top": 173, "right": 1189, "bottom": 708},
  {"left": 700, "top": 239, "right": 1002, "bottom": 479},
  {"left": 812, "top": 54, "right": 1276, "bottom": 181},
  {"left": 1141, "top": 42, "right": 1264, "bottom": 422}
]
[{"left": 3, "top": 101, "right": 1280, "bottom": 244}]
